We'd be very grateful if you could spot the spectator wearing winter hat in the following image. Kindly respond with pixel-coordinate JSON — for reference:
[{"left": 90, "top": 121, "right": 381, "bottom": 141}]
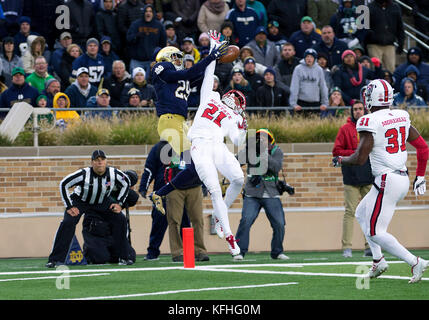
[
  {"left": 126, "top": 87, "right": 142, "bottom": 108},
  {"left": 289, "top": 48, "right": 328, "bottom": 116},
  {"left": 267, "top": 20, "right": 287, "bottom": 44},
  {"left": 332, "top": 49, "right": 383, "bottom": 106},
  {"left": 100, "top": 36, "right": 120, "bottom": 79},
  {"left": 393, "top": 77, "right": 427, "bottom": 108},
  {"left": 197, "top": 33, "right": 210, "bottom": 59},
  {"left": 71, "top": 38, "right": 105, "bottom": 87},
  {"left": 41, "top": 78, "right": 61, "bottom": 108},
  {"left": 127, "top": 4, "right": 166, "bottom": 76},
  {"left": 243, "top": 56, "right": 265, "bottom": 93},
  {"left": 120, "top": 66, "right": 157, "bottom": 108},
  {"left": 393, "top": 46, "right": 429, "bottom": 98},
  {"left": 244, "top": 26, "right": 279, "bottom": 68},
  {"left": 13, "top": 16, "right": 39, "bottom": 57},
  {"left": 255, "top": 67, "right": 290, "bottom": 114},
  {"left": 404, "top": 65, "right": 428, "bottom": 103},
  {"left": 224, "top": 66, "right": 254, "bottom": 107},
  {"left": 326, "top": 86, "right": 346, "bottom": 118},
  {"left": 164, "top": 21, "right": 180, "bottom": 48}
]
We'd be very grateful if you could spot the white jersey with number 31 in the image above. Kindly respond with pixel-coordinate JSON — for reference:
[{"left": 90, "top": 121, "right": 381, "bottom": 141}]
[{"left": 356, "top": 108, "right": 410, "bottom": 177}]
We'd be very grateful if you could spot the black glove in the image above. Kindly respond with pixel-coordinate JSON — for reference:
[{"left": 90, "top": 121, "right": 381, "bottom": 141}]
[{"left": 332, "top": 156, "right": 343, "bottom": 167}]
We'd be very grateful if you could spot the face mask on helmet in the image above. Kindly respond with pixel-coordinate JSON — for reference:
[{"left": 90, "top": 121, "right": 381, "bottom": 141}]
[
  {"left": 156, "top": 47, "right": 184, "bottom": 71},
  {"left": 364, "top": 79, "right": 393, "bottom": 111},
  {"left": 221, "top": 90, "right": 246, "bottom": 114}
]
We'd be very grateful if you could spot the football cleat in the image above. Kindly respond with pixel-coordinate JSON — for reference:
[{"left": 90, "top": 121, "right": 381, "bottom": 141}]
[
  {"left": 409, "top": 257, "right": 429, "bottom": 283},
  {"left": 215, "top": 216, "right": 224, "bottom": 239},
  {"left": 150, "top": 192, "right": 165, "bottom": 215},
  {"left": 226, "top": 234, "right": 240, "bottom": 256},
  {"left": 368, "top": 257, "right": 389, "bottom": 278}
]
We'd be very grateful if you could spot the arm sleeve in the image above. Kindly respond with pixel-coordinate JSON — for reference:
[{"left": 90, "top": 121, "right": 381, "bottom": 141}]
[
  {"left": 159, "top": 54, "right": 215, "bottom": 83},
  {"left": 114, "top": 168, "right": 130, "bottom": 206},
  {"left": 199, "top": 59, "right": 216, "bottom": 107},
  {"left": 409, "top": 135, "right": 429, "bottom": 177},
  {"left": 59, "top": 169, "right": 84, "bottom": 209}
]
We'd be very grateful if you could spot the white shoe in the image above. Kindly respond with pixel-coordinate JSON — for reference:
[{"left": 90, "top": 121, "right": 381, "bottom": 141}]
[
  {"left": 233, "top": 254, "right": 243, "bottom": 261},
  {"left": 214, "top": 217, "right": 224, "bottom": 239},
  {"left": 226, "top": 234, "right": 240, "bottom": 256},
  {"left": 368, "top": 257, "right": 389, "bottom": 278},
  {"left": 276, "top": 253, "right": 290, "bottom": 260},
  {"left": 342, "top": 248, "right": 352, "bottom": 258},
  {"left": 409, "top": 257, "right": 429, "bottom": 283}
]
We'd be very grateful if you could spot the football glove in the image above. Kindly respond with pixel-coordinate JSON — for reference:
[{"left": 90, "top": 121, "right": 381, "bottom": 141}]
[
  {"left": 413, "top": 176, "right": 426, "bottom": 196},
  {"left": 332, "top": 156, "right": 343, "bottom": 167},
  {"left": 210, "top": 41, "right": 228, "bottom": 59},
  {"left": 209, "top": 30, "right": 222, "bottom": 50}
]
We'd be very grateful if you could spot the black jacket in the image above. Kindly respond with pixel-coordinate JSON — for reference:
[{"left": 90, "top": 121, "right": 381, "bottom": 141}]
[
  {"left": 366, "top": 1, "right": 405, "bottom": 48},
  {"left": 255, "top": 83, "right": 290, "bottom": 107},
  {"left": 66, "top": 0, "right": 95, "bottom": 46},
  {"left": 95, "top": 8, "right": 122, "bottom": 52},
  {"left": 104, "top": 73, "right": 132, "bottom": 108},
  {"left": 117, "top": 0, "right": 146, "bottom": 36}
]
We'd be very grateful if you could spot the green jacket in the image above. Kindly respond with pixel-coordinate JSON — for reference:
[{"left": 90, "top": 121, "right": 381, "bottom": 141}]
[{"left": 25, "top": 72, "right": 54, "bottom": 93}]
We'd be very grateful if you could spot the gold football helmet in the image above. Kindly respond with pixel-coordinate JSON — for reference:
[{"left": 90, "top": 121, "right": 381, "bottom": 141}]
[{"left": 156, "top": 46, "right": 184, "bottom": 70}]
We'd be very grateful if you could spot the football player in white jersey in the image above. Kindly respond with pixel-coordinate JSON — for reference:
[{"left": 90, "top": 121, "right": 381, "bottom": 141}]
[
  {"left": 333, "top": 79, "right": 429, "bottom": 283},
  {"left": 186, "top": 30, "right": 248, "bottom": 256}
]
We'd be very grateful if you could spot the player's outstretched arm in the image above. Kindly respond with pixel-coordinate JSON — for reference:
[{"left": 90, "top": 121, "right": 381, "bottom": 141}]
[
  {"left": 408, "top": 125, "right": 428, "bottom": 196},
  {"left": 333, "top": 131, "right": 373, "bottom": 167}
]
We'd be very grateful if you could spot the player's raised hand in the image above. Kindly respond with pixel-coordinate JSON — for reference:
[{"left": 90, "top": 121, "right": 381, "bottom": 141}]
[
  {"left": 413, "top": 176, "right": 426, "bottom": 196},
  {"left": 209, "top": 30, "right": 221, "bottom": 49},
  {"left": 211, "top": 41, "right": 228, "bottom": 59}
]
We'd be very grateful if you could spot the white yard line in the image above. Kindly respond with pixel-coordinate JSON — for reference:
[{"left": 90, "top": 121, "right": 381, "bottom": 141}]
[{"left": 60, "top": 282, "right": 299, "bottom": 300}]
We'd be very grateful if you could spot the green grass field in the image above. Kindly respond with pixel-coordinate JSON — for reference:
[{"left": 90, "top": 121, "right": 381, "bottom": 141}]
[{"left": 1, "top": 250, "right": 428, "bottom": 303}]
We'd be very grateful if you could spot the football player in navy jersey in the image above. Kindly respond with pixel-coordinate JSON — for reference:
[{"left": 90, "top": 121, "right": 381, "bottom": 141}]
[{"left": 149, "top": 34, "right": 228, "bottom": 212}]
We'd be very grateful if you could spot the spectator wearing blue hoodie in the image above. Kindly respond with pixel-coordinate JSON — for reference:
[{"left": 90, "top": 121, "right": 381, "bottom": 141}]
[
  {"left": 0, "top": 67, "right": 38, "bottom": 118},
  {"left": 96, "top": 0, "right": 121, "bottom": 53},
  {"left": 126, "top": 4, "right": 166, "bottom": 76},
  {"left": 393, "top": 77, "right": 427, "bottom": 109},
  {"left": 13, "top": 16, "right": 39, "bottom": 57},
  {"left": 100, "top": 36, "right": 120, "bottom": 79},
  {"left": 289, "top": 16, "right": 322, "bottom": 59},
  {"left": 225, "top": 0, "right": 260, "bottom": 48},
  {"left": 404, "top": 64, "right": 428, "bottom": 103},
  {"left": 71, "top": 38, "right": 106, "bottom": 87},
  {"left": 393, "top": 47, "right": 429, "bottom": 99}
]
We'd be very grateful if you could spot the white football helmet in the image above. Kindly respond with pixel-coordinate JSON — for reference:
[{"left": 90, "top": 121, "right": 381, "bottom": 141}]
[
  {"left": 221, "top": 90, "right": 246, "bottom": 115},
  {"left": 365, "top": 79, "right": 394, "bottom": 110}
]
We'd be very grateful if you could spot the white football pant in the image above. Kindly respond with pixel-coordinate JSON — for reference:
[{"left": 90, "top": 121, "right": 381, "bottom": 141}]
[
  {"left": 355, "top": 172, "right": 417, "bottom": 266},
  {"left": 191, "top": 138, "right": 244, "bottom": 236}
]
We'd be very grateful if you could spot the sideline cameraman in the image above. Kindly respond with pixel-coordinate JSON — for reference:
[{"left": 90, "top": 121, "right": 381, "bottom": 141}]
[{"left": 234, "top": 129, "right": 294, "bottom": 261}]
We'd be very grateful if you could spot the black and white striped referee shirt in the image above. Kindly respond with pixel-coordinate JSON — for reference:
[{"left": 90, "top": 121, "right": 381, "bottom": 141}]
[{"left": 60, "top": 166, "right": 130, "bottom": 209}]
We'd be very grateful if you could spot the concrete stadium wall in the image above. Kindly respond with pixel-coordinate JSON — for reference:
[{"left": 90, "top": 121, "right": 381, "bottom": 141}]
[{"left": 1, "top": 144, "right": 428, "bottom": 258}]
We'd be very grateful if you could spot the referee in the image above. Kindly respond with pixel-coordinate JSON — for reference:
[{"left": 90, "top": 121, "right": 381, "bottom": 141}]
[{"left": 46, "top": 150, "right": 130, "bottom": 268}]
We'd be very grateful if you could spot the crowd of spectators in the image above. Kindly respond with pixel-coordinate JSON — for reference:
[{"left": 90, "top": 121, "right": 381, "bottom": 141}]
[{"left": 0, "top": 0, "right": 428, "bottom": 123}]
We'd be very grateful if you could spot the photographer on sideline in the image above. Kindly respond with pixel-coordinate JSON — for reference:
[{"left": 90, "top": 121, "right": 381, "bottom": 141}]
[{"left": 234, "top": 129, "right": 294, "bottom": 261}]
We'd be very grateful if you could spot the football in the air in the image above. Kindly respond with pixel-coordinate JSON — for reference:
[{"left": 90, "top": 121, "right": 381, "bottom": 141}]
[{"left": 219, "top": 45, "right": 240, "bottom": 64}]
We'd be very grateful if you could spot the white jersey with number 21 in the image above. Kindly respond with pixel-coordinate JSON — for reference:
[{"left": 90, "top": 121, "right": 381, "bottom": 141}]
[{"left": 356, "top": 108, "right": 410, "bottom": 177}]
